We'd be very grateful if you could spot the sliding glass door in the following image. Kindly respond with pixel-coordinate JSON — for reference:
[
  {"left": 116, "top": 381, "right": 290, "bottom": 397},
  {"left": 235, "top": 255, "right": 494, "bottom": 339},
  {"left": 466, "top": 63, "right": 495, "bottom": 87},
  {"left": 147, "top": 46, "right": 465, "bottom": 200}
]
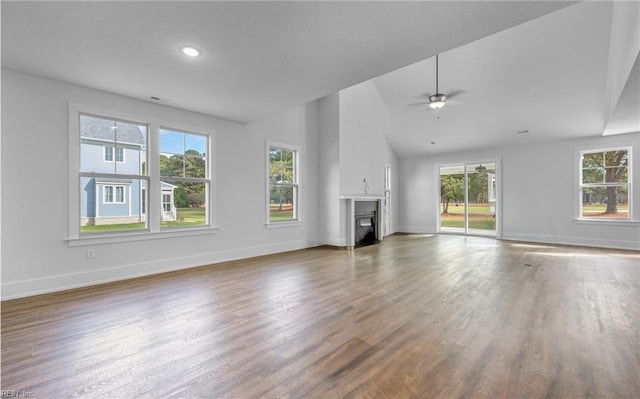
[{"left": 439, "top": 162, "right": 497, "bottom": 236}]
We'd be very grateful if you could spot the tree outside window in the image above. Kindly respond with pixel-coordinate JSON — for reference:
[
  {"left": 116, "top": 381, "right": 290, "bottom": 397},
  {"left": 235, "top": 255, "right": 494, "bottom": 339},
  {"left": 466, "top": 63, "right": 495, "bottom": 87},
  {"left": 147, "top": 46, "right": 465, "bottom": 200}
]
[
  {"left": 159, "top": 129, "right": 209, "bottom": 228},
  {"left": 268, "top": 144, "right": 299, "bottom": 223},
  {"left": 580, "top": 148, "right": 630, "bottom": 219},
  {"left": 440, "top": 174, "right": 464, "bottom": 215}
]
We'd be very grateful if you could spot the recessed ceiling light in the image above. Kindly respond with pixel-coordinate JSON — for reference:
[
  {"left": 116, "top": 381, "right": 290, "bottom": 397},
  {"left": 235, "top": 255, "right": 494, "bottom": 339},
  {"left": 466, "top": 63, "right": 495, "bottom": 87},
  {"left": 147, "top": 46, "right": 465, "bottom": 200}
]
[{"left": 179, "top": 46, "right": 201, "bottom": 57}]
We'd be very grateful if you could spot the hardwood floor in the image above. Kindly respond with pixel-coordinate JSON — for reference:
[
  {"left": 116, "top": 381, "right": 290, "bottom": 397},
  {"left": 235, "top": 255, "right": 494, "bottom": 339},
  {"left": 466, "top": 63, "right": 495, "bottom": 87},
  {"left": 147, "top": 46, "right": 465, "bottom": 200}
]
[{"left": 2, "top": 234, "right": 639, "bottom": 398}]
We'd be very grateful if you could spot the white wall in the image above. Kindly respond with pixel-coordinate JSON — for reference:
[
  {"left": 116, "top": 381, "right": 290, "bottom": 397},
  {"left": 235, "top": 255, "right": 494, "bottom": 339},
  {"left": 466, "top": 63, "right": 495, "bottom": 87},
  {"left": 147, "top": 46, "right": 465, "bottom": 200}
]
[
  {"left": 317, "top": 93, "right": 345, "bottom": 246},
  {"left": 339, "top": 81, "right": 400, "bottom": 236},
  {"left": 339, "top": 81, "right": 392, "bottom": 197},
  {"left": 398, "top": 133, "right": 640, "bottom": 250},
  {"left": 314, "top": 81, "right": 400, "bottom": 246},
  {"left": 1, "top": 70, "right": 320, "bottom": 299}
]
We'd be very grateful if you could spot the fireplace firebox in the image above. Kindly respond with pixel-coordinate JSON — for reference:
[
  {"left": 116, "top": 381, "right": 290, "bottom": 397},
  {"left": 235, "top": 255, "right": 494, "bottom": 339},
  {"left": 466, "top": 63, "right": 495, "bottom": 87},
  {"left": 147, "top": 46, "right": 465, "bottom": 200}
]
[{"left": 354, "top": 201, "right": 379, "bottom": 248}]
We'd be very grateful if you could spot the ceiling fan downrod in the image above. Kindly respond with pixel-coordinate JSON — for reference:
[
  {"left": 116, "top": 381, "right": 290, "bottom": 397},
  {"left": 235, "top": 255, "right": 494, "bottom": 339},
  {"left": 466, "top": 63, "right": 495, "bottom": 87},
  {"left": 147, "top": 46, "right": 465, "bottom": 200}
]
[
  {"left": 436, "top": 54, "right": 439, "bottom": 94},
  {"left": 428, "top": 54, "right": 447, "bottom": 109}
]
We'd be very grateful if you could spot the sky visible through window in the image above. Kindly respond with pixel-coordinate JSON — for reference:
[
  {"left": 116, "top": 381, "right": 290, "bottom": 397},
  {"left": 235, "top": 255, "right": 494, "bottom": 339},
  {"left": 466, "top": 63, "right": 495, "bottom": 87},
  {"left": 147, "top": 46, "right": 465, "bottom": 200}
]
[{"left": 160, "top": 129, "right": 206, "bottom": 155}]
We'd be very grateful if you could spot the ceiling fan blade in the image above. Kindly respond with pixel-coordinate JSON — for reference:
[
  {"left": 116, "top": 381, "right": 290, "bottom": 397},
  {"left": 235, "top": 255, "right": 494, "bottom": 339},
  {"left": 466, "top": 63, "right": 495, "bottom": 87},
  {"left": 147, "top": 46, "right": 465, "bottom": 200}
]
[
  {"left": 446, "top": 89, "right": 467, "bottom": 99},
  {"left": 407, "top": 101, "right": 429, "bottom": 108}
]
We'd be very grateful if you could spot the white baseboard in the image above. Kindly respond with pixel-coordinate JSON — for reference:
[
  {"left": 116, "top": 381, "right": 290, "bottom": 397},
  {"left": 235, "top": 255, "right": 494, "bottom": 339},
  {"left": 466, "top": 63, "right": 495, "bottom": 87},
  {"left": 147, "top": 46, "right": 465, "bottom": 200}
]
[
  {"left": 1, "top": 240, "right": 318, "bottom": 301},
  {"left": 397, "top": 225, "right": 437, "bottom": 234},
  {"left": 318, "top": 236, "right": 347, "bottom": 247},
  {"left": 502, "top": 233, "right": 640, "bottom": 251},
  {"left": 397, "top": 227, "right": 638, "bottom": 251}
]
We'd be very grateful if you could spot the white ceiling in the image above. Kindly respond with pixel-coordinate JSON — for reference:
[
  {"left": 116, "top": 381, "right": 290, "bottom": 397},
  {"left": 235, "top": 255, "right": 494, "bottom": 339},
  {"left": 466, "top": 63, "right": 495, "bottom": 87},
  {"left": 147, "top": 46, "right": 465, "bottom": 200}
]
[
  {"left": 2, "top": 1, "right": 638, "bottom": 158},
  {"left": 604, "top": 51, "right": 640, "bottom": 136},
  {"left": 373, "top": 1, "right": 639, "bottom": 157}
]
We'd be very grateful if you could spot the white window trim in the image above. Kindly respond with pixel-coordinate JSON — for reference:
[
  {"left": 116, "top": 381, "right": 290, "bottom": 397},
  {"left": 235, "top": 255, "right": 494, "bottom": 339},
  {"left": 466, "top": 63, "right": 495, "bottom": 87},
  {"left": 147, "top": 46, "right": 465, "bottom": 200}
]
[
  {"left": 435, "top": 158, "right": 502, "bottom": 239},
  {"left": 103, "top": 146, "right": 125, "bottom": 163},
  {"left": 265, "top": 140, "right": 302, "bottom": 227},
  {"left": 576, "top": 146, "right": 632, "bottom": 222},
  {"left": 158, "top": 127, "right": 212, "bottom": 231},
  {"left": 102, "top": 185, "right": 126, "bottom": 204},
  {"left": 68, "top": 103, "right": 217, "bottom": 244}
]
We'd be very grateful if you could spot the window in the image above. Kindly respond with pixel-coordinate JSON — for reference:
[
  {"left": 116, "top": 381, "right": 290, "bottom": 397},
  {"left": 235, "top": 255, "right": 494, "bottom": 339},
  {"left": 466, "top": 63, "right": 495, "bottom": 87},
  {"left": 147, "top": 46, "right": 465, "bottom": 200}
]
[
  {"left": 439, "top": 162, "right": 497, "bottom": 236},
  {"left": 104, "top": 146, "right": 124, "bottom": 163},
  {"left": 384, "top": 165, "right": 391, "bottom": 191},
  {"left": 104, "top": 147, "right": 113, "bottom": 162},
  {"left": 267, "top": 142, "right": 300, "bottom": 224},
  {"left": 159, "top": 128, "right": 210, "bottom": 228},
  {"left": 580, "top": 148, "right": 630, "bottom": 220},
  {"left": 104, "top": 186, "right": 113, "bottom": 202},
  {"left": 69, "top": 104, "right": 215, "bottom": 242},
  {"left": 79, "top": 114, "right": 147, "bottom": 233},
  {"left": 103, "top": 185, "right": 125, "bottom": 204}
]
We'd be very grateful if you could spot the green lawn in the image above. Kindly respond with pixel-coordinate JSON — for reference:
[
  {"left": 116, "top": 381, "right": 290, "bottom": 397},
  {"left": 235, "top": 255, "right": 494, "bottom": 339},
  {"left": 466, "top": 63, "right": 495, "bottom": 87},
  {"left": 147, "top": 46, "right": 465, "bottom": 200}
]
[
  {"left": 441, "top": 218, "right": 496, "bottom": 230},
  {"left": 269, "top": 210, "right": 295, "bottom": 222},
  {"left": 582, "top": 204, "right": 628, "bottom": 211},
  {"left": 81, "top": 208, "right": 207, "bottom": 233},
  {"left": 581, "top": 203, "right": 629, "bottom": 218},
  {"left": 269, "top": 204, "right": 295, "bottom": 222},
  {"left": 441, "top": 204, "right": 493, "bottom": 214},
  {"left": 440, "top": 203, "right": 495, "bottom": 230},
  {"left": 161, "top": 207, "right": 206, "bottom": 227},
  {"left": 81, "top": 222, "right": 146, "bottom": 233}
]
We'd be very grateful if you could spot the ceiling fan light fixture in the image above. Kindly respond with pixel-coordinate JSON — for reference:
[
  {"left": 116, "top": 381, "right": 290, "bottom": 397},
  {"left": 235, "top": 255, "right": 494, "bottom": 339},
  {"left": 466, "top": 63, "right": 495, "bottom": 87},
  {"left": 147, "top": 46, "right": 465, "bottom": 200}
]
[
  {"left": 179, "top": 46, "right": 201, "bottom": 57},
  {"left": 428, "top": 93, "right": 447, "bottom": 109}
]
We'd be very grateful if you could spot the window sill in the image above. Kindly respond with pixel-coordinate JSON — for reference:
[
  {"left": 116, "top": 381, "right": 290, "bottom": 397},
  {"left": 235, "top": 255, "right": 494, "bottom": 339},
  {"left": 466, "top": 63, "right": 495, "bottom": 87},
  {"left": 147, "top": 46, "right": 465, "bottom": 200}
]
[
  {"left": 573, "top": 218, "right": 639, "bottom": 227},
  {"left": 265, "top": 220, "right": 303, "bottom": 229},
  {"left": 67, "top": 226, "right": 219, "bottom": 247}
]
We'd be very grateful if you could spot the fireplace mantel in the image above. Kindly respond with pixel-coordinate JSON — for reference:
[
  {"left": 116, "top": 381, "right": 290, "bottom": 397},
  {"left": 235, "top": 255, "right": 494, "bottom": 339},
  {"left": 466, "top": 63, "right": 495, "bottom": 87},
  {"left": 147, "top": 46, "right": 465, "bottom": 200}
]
[{"left": 340, "top": 195, "right": 385, "bottom": 200}]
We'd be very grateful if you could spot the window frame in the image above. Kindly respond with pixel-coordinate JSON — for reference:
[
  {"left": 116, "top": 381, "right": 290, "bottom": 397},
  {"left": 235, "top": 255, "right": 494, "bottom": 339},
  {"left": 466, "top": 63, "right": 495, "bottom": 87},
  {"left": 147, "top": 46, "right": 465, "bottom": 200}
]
[
  {"left": 102, "top": 185, "right": 126, "bottom": 204},
  {"left": 68, "top": 103, "right": 217, "bottom": 246},
  {"left": 104, "top": 146, "right": 125, "bottom": 163},
  {"left": 265, "top": 141, "right": 302, "bottom": 227},
  {"left": 79, "top": 113, "right": 148, "bottom": 235},
  {"left": 159, "top": 127, "right": 211, "bottom": 230},
  {"left": 104, "top": 185, "right": 113, "bottom": 203},
  {"left": 578, "top": 146, "right": 632, "bottom": 221},
  {"left": 104, "top": 146, "right": 113, "bottom": 162}
]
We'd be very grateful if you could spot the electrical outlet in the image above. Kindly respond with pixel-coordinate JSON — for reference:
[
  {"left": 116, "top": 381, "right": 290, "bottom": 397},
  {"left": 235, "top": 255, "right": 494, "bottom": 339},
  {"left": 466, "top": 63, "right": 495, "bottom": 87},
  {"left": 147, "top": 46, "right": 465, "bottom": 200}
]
[{"left": 87, "top": 249, "right": 95, "bottom": 259}]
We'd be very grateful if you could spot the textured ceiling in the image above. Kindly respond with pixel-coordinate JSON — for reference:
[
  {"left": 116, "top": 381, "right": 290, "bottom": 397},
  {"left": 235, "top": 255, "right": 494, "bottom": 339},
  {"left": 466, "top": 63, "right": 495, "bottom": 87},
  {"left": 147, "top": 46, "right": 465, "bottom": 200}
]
[{"left": 2, "top": 1, "right": 574, "bottom": 124}]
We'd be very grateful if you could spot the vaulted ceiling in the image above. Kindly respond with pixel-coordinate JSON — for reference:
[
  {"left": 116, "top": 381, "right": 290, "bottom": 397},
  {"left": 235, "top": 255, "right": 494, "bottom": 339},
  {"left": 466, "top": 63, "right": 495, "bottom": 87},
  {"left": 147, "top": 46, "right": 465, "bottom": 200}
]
[
  {"left": 373, "top": 1, "right": 640, "bottom": 156},
  {"left": 2, "top": 1, "right": 638, "bottom": 157}
]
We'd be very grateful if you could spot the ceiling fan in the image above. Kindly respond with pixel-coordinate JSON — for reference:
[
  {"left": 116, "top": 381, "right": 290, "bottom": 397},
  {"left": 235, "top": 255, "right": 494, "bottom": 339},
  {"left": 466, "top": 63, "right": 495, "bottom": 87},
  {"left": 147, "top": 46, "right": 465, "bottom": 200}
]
[{"left": 410, "top": 54, "right": 465, "bottom": 110}]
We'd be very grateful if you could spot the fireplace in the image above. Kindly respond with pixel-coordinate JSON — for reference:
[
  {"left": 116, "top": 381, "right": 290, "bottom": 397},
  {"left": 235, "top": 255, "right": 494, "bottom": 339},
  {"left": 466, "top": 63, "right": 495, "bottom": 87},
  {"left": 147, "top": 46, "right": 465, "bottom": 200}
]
[{"left": 354, "top": 201, "right": 379, "bottom": 248}]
